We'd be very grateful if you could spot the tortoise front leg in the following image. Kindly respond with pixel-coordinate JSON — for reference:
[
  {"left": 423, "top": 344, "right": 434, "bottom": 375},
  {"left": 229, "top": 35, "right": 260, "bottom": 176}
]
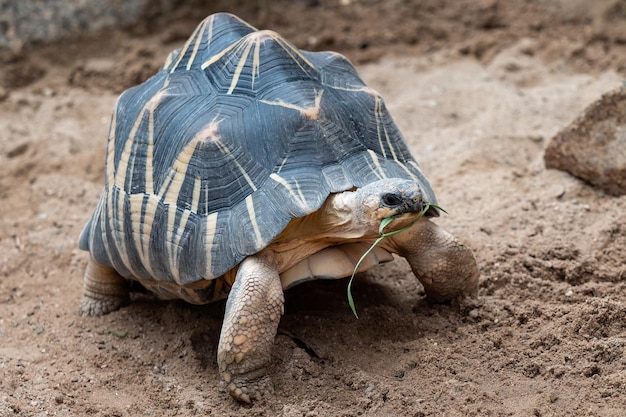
[
  {"left": 79, "top": 257, "right": 130, "bottom": 317},
  {"left": 218, "top": 255, "right": 284, "bottom": 403},
  {"left": 388, "top": 219, "right": 479, "bottom": 302}
]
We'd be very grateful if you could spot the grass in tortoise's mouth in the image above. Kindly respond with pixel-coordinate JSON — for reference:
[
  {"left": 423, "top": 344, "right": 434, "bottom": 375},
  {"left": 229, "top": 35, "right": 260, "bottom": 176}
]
[{"left": 347, "top": 203, "right": 447, "bottom": 318}]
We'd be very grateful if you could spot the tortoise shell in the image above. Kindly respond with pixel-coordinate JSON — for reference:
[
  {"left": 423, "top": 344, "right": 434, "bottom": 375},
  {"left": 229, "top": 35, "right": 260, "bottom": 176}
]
[{"left": 79, "top": 12, "right": 436, "bottom": 300}]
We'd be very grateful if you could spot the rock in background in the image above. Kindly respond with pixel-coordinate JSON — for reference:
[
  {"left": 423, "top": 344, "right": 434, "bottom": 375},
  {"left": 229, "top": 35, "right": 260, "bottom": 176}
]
[
  {"left": 544, "top": 86, "right": 626, "bottom": 196},
  {"left": 0, "top": 0, "right": 178, "bottom": 50}
]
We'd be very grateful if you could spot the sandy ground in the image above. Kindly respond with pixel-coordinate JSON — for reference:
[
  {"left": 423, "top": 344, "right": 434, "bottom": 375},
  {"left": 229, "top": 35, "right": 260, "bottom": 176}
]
[{"left": 1, "top": 1, "right": 626, "bottom": 416}]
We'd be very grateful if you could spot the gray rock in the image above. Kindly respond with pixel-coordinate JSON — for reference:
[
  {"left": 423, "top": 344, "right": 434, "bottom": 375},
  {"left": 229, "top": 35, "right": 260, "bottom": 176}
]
[{"left": 544, "top": 87, "right": 626, "bottom": 196}]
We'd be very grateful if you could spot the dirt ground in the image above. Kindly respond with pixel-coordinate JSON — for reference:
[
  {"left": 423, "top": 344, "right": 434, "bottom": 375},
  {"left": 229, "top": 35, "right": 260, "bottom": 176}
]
[{"left": 1, "top": 1, "right": 626, "bottom": 416}]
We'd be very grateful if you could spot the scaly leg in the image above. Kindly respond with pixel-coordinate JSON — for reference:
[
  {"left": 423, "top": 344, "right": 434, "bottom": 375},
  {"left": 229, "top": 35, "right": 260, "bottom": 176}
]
[
  {"left": 387, "top": 219, "right": 479, "bottom": 302},
  {"left": 217, "top": 255, "right": 284, "bottom": 403},
  {"left": 79, "top": 257, "right": 130, "bottom": 317}
]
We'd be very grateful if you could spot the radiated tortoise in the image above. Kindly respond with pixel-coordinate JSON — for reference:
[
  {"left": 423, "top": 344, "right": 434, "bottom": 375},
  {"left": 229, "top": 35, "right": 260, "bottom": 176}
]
[{"left": 78, "top": 12, "right": 479, "bottom": 403}]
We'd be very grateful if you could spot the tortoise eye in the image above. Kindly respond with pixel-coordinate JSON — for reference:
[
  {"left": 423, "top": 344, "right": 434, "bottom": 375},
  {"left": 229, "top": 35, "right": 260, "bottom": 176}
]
[{"left": 381, "top": 193, "right": 403, "bottom": 207}]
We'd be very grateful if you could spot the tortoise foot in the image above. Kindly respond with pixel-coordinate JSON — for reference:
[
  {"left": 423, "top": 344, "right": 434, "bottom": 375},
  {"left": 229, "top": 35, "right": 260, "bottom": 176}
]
[
  {"left": 389, "top": 219, "right": 479, "bottom": 302},
  {"left": 222, "top": 370, "right": 273, "bottom": 403},
  {"left": 79, "top": 258, "right": 130, "bottom": 317},
  {"left": 79, "top": 294, "right": 129, "bottom": 317}
]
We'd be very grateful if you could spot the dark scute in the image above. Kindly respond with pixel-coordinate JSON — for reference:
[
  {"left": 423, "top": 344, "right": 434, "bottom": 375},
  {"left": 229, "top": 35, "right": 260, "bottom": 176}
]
[
  {"left": 168, "top": 13, "right": 257, "bottom": 73},
  {"left": 302, "top": 50, "right": 362, "bottom": 90},
  {"left": 201, "top": 34, "right": 318, "bottom": 96}
]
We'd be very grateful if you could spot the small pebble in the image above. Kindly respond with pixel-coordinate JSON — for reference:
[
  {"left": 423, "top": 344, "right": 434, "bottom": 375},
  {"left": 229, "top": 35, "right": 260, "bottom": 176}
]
[{"left": 6, "top": 143, "right": 29, "bottom": 158}]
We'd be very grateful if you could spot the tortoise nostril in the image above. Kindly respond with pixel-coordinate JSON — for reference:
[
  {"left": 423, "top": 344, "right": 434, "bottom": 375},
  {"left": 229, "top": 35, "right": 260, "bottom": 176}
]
[{"left": 381, "top": 193, "right": 404, "bottom": 207}]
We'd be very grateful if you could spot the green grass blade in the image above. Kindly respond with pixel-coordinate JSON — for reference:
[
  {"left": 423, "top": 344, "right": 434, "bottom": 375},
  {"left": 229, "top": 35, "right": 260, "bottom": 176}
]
[
  {"left": 346, "top": 202, "right": 446, "bottom": 319},
  {"left": 347, "top": 235, "right": 385, "bottom": 318},
  {"left": 378, "top": 216, "right": 396, "bottom": 235}
]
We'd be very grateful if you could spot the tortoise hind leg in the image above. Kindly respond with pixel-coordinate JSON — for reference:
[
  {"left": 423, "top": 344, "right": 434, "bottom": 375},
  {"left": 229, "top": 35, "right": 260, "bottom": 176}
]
[
  {"left": 388, "top": 219, "right": 479, "bottom": 302},
  {"left": 218, "top": 255, "right": 284, "bottom": 403},
  {"left": 79, "top": 257, "right": 130, "bottom": 317}
]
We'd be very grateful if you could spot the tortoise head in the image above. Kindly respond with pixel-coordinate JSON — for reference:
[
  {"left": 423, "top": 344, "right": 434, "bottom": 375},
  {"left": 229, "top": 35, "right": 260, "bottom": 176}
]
[{"left": 328, "top": 178, "right": 438, "bottom": 238}]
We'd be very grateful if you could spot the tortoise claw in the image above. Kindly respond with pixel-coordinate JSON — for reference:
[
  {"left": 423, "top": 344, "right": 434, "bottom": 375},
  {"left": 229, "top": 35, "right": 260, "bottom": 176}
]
[
  {"left": 223, "top": 373, "right": 273, "bottom": 403},
  {"left": 79, "top": 293, "right": 128, "bottom": 317}
]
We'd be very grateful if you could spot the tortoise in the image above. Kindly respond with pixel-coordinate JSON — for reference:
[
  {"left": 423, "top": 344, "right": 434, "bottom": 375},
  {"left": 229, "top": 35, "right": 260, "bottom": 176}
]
[{"left": 78, "top": 12, "right": 479, "bottom": 403}]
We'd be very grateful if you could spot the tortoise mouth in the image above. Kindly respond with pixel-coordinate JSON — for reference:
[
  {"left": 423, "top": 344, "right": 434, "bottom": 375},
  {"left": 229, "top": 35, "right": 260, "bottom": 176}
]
[
  {"left": 373, "top": 194, "right": 439, "bottom": 232},
  {"left": 373, "top": 209, "right": 427, "bottom": 232}
]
